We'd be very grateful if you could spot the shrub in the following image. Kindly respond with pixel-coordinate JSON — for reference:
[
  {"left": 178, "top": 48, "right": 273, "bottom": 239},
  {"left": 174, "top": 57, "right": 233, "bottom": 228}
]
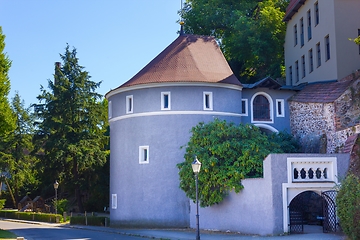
[
  {"left": 54, "top": 199, "right": 68, "bottom": 215},
  {"left": 177, "top": 119, "right": 290, "bottom": 207},
  {"left": 0, "top": 199, "right": 5, "bottom": 210},
  {"left": 336, "top": 174, "right": 360, "bottom": 240}
]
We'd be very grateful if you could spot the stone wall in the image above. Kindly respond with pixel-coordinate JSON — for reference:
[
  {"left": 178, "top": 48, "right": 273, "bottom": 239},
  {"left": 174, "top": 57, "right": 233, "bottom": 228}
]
[{"left": 290, "top": 78, "right": 360, "bottom": 153}]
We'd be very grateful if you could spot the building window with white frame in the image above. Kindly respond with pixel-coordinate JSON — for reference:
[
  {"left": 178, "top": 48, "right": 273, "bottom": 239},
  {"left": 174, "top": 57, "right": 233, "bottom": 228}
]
[
  {"left": 295, "top": 60, "right": 299, "bottom": 82},
  {"left": 139, "top": 146, "right": 149, "bottom": 164},
  {"left": 126, "top": 95, "right": 133, "bottom": 114},
  {"left": 325, "top": 35, "right": 330, "bottom": 61},
  {"left": 161, "top": 92, "right": 171, "bottom": 110},
  {"left": 307, "top": 10, "right": 312, "bottom": 41},
  {"left": 301, "top": 55, "right": 306, "bottom": 78},
  {"left": 253, "top": 95, "right": 270, "bottom": 121},
  {"left": 316, "top": 42, "right": 321, "bottom": 67},
  {"left": 203, "top": 92, "right": 213, "bottom": 110},
  {"left": 309, "top": 48, "right": 314, "bottom": 73},
  {"left": 294, "top": 24, "right": 298, "bottom": 46},
  {"left": 300, "top": 18, "right": 304, "bottom": 47},
  {"left": 241, "top": 99, "right": 248, "bottom": 115},
  {"left": 108, "top": 101, "right": 112, "bottom": 119},
  {"left": 276, "top": 99, "right": 285, "bottom": 117},
  {"left": 111, "top": 194, "right": 117, "bottom": 209},
  {"left": 314, "top": 1, "right": 319, "bottom": 26},
  {"left": 289, "top": 66, "right": 293, "bottom": 85}
]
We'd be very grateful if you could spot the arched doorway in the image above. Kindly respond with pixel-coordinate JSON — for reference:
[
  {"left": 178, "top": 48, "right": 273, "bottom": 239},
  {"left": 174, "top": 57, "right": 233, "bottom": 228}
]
[{"left": 289, "top": 191, "right": 323, "bottom": 233}]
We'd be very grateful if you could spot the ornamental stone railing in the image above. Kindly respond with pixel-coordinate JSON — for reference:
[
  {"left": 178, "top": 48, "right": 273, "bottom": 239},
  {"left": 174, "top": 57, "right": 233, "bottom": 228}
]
[{"left": 287, "top": 157, "right": 337, "bottom": 183}]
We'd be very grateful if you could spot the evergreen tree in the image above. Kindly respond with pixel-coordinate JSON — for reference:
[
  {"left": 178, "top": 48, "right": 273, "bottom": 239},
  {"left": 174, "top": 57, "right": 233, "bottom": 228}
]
[
  {"left": 0, "top": 26, "right": 15, "bottom": 137},
  {"left": 180, "top": 0, "right": 288, "bottom": 83},
  {"left": 34, "top": 44, "right": 108, "bottom": 212}
]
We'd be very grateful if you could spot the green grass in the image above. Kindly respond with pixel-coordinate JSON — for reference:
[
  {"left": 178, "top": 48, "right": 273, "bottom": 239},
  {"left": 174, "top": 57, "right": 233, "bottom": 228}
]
[{"left": 0, "top": 229, "right": 17, "bottom": 239}]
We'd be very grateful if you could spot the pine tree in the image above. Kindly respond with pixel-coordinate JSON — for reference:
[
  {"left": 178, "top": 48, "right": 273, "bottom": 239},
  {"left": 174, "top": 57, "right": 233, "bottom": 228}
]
[
  {"left": 0, "top": 26, "right": 15, "bottom": 137},
  {"left": 34, "top": 44, "right": 108, "bottom": 212}
]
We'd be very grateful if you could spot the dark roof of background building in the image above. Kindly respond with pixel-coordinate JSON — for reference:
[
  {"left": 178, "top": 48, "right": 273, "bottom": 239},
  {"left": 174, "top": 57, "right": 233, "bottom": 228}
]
[
  {"left": 115, "top": 34, "right": 241, "bottom": 90},
  {"left": 289, "top": 80, "right": 354, "bottom": 103},
  {"left": 284, "top": 0, "right": 306, "bottom": 22},
  {"left": 242, "top": 77, "right": 283, "bottom": 90}
]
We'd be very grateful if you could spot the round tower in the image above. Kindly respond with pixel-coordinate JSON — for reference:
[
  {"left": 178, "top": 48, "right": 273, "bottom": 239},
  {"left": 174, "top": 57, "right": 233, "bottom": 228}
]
[{"left": 106, "top": 34, "right": 243, "bottom": 228}]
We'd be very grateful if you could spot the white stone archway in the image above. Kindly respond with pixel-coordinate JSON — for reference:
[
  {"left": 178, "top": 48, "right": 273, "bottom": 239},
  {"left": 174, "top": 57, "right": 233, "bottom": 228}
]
[{"left": 281, "top": 157, "right": 339, "bottom": 233}]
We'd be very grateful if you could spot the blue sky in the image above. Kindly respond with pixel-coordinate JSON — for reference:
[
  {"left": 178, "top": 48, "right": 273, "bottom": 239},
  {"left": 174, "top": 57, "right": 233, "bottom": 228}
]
[{"left": 0, "top": 0, "right": 181, "bottom": 106}]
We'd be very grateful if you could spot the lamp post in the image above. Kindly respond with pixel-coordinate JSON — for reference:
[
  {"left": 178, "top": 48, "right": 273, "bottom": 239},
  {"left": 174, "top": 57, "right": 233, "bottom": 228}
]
[
  {"left": 192, "top": 156, "right": 201, "bottom": 240},
  {"left": 53, "top": 181, "right": 59, "bottom": 215}
]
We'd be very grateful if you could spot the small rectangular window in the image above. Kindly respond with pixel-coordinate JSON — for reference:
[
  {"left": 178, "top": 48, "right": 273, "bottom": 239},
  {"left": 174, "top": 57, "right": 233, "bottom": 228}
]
[
  {"left": 161, "top": 92, "right": 171, "bottom": 110},
  {"left": 325, "top": 35, "right": 330, "bottom": 61},
  {"left": 316, "top": 42, "right": 321, "bottom": 67},
  {"left": 203, "top": 92, "right": 213, "bottom": 110},
  {"left": 314, "top": 2, "right": 319, "bottom": 26},
  {"left": 300, "top": 18, "right": 304, "bottom": 47},
  {"left": 111, "top": 194, "right": 117, "bottom": 209},
  {"left": 241, "top": 99, "right": 248, "bottom": 115},
  {"left": 276, "top": 99, "right": 285, "bottom": 117},
  {"left": 309, "top": 48, "right": 314, "bottom": 73},
  {"left": 139, "top": 146, "right": 149, "bottom": 164},
  {"left": 108, "top": 100, "right": 112, "bottom": 119},
  {"left": 289, "top": 66, "right": 293, "bottom": 85},
  {"left": 126, "top": 95, "right": 133, "bottom": 114},
  {"left": 307, "top": 10, "right": 312, "bottom": 41},
  {"left": 294, "top": 24, "right": 298, "bottom": 46},
  {"left": 295, "top": 61, "right": 299, "bottom": 83},
  {"left": 301, "top": 55, "right": 306, "bottom": 78}
]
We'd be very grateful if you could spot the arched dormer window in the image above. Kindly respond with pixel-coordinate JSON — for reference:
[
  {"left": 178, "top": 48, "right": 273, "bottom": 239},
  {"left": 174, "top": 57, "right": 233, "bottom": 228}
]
[{"left": 251, "top": 92, "right": 273, "bottom": 123}]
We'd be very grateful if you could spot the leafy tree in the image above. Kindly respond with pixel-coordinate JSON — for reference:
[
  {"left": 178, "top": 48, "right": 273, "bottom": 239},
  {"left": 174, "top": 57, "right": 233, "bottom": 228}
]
[
  {"left": 180, "top": 0, "right": 288, "bottom": 83},
  {"left": 336, "top": 174, "right": 360, "bottom": 240},
  {"left": 177, "top": 119, "right": 294, "bottom": 207},
  {"left": 33, "top": 44, "right": 108, "bottom": 212},
  {"left": 2, "top": 93, "right": 38, "bottom": 204}
]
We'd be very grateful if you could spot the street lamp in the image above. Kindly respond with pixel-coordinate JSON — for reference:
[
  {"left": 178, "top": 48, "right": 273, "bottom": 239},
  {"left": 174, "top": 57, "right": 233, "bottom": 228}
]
[
  {"left": 53, "top": 181, "right": 59, "bottom": 214},
  {"left": 192, "top": 156, "right": 201, "bottom": 240}
]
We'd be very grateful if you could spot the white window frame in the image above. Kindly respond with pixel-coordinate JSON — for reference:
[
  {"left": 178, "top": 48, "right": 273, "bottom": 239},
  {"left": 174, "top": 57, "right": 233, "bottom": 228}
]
[
  {"left": 126, "top": 95, "right": 133, "bottom": 114},
  {"left": 139, "top": 146, "right": 149, "bottom": 164},
  {"left": 241, "top": 99, "right": 248, "bottom": 116},
  {"left": 108, "top": 100, "right": 112, "bottom": 119},
  {"left": 111, "top": 194, "right": 117, "bottom": 209},
  {"left": 203, "top": 92, "right": 213, "bottom": 110},
  {"left": 250, "top": 92, "right": 274, "bottom": 123},
  {"left": 276, "top": 99, "right": 285, "bottom": 117},
  {"left": 161, "top": 92, "right": 171, "bottom": 110}
]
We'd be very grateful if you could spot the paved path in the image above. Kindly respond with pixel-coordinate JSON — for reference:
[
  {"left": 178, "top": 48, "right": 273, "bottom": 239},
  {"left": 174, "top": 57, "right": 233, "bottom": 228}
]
[{"left": 1, "top": 218, "right": 347, "bottom": 240}]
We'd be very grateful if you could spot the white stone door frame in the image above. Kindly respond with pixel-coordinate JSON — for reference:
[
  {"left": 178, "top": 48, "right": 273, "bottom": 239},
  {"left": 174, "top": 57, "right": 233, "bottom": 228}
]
[{"left": 282, "top": 157, "right": 339, "bottom": 233}]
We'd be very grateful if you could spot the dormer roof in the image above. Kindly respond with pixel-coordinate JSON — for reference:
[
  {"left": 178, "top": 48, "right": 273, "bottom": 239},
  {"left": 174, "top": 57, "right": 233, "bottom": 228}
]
[{"left": 111, "top": 34, "right": 241, "bottom": 91}]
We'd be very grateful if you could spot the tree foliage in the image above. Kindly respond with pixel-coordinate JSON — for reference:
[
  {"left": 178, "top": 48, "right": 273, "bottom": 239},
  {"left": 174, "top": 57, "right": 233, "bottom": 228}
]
[
  {"left": 180, "top": 0, "right": 288, "bottom": 83},
  {"left": 0, "top": 26, "right": 15, "bottom": 137},
  {"left": 33, "top": 44, "right": 108, "bottom": 212},
  {"left": 336, "top": 174, "right": 360, "bottom": 240},
  {"left": 0, "top": 93, "right": 38, "bottom": 205},
  {"left": 177, "top": 119, "right": 296, "bottom": 207}
]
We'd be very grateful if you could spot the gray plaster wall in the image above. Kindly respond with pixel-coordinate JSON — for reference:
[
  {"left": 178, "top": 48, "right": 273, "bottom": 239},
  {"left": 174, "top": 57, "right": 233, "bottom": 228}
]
[
  {"left": 192, "top": 153, "right": 350, "bottom": 235},
  {"left": 108, "top": 83, "right": 242, "bottom": 228}
]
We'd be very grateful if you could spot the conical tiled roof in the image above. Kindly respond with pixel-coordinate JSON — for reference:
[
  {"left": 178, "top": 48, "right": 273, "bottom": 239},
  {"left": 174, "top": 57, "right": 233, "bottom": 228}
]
[{"left": 116, "top": 34, "right": 241, "bottom": 89}]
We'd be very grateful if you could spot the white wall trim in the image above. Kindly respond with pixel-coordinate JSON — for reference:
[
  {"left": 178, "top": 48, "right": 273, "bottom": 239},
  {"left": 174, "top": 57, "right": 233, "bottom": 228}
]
[
  {"left": 109, "top": 110, "right": 244, "bottom": 122},
  {"left": 253, "top": 124, "right": 279, "bottom": 133},
  {"left": 106, "top": 82, "right": 243, "bottom": 99}
]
